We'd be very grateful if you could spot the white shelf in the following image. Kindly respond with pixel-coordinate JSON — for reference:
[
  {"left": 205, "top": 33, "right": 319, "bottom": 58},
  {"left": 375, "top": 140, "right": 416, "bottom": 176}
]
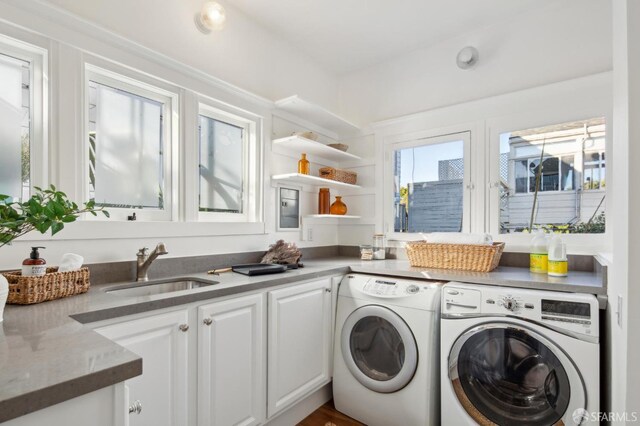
[
  {"left": 271, "top": 173, "right": 361, "bottom": 189},
  {"left": 275, "top": 96, "right": 360, "bottom": 139},
  {"left": 272, "top": 135, "right": 362, "bottom": 162},
  {"left": 304, "top": 214, "right": 361, "bottom": 219}
]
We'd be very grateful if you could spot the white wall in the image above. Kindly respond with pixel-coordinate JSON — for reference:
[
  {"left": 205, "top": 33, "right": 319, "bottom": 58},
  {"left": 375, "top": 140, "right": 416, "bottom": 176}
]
[
  {"left": 610, "top": 0, "right": 640, "bottom": 420},
  {"left": 338, "top": 0, "right": 612, "bottom": 124},
  {"left": 40, "top": 0, "right": 339, "bottom": 111}
]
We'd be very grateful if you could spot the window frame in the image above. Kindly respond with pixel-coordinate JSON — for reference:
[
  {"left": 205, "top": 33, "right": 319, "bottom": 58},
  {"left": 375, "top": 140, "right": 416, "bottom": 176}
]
[
  {"left": 196, "top": 99, "right": 262, "bottom": 223},
  {"left": 488, "top": 111, "right": 611, "bottom": 250},
  {"left": 0, "top": 33, "right": 48, "bottom": 200},
  {"left": 383, "top": 130, "right": 472, "bottom": 240},
  {"left": 84, "top": 63, "right": 179, "bottom": 222}
]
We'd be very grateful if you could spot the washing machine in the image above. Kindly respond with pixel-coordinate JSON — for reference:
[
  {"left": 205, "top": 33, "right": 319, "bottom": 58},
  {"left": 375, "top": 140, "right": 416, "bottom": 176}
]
[
  {"left": 441, "top": 283, "right": 600, "bottom": 425},
  {"left": 332, "top": 274, "right": 443, "bottom": 426}
]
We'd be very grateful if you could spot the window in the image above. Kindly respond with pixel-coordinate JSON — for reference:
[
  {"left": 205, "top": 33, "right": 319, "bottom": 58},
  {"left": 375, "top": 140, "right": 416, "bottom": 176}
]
[
  {"left": 583, "top": 151, "right": 605, "bottom": 190},
  {"left": 498, "top": 118, "right": 606, "bottom": 234},
  {"left": 513, "top": 156, "right": 575, "bottom": 193},
  {"left": 199, "top": 115, "right": 244, "bottom": 213},
  {"left": 86, "top": 66, "right": 177, "bottom": 220},
  {"left": 197, "top": 103, "right": 260, "bottom": 222},
  {"left": 0, "top": 36, "right": 46, "bottom": 202},
  {"left": 389, "top": 132, "right": 470, "bottom": 234},
  {"left": 0, "top": 53, "right": 29, "bottom": 200}
]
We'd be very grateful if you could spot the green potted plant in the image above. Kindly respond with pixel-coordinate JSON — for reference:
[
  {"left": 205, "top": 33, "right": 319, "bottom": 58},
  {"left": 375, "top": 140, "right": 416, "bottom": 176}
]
[{"left": 0, "top": 185, "right": 108, "bottom": 321}]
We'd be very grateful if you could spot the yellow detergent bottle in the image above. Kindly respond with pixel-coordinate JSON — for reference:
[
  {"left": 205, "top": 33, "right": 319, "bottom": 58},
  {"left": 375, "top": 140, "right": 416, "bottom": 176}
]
[
  {"left": 530, "top": 230, "right": 548, "bottom": 273},
  {"left": 548, "top": 234, "right": 568, "bottom": 277}
]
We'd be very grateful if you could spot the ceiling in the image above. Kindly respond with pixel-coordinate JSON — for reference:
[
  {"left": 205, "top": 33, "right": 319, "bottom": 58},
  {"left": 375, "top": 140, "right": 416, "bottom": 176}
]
[{"left": 229, "top": 0, "right": 554, "bottom": 74}]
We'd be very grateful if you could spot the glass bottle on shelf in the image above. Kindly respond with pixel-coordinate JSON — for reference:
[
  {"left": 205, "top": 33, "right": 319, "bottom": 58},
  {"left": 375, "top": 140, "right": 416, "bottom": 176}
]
[
  {"left": 318, "top": 188, "right": 330, "bottom": 214},
  {"left": 298, "top": 153, "right": 310, "bottom": 175},
  {"left": 330, "top": 196, "right": 347, "bottom": 215}
]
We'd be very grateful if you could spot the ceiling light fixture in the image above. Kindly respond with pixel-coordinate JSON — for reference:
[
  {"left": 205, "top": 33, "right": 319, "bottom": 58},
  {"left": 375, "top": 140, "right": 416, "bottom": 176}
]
[
  {"left": 195, "top": 1, "right": 227, "bottom": 34},
  {"left": 456, "top": 46, "right": 479, "bottom": 70}
]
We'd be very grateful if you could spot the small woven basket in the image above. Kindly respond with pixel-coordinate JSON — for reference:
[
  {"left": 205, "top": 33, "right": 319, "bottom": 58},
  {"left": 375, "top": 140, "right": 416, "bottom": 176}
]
[
  {"left": 319, "top": 167, "right": 357, "bottom": 185},
  {"left": 3, "top": 267, "right": 90, "bottom": 305},
  {"left": 405, "top": 242, "right": 505, "bottom": 272}
]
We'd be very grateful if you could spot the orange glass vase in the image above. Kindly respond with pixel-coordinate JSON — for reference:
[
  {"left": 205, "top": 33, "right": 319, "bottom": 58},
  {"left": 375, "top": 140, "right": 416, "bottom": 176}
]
[
  {"left": 330, "top": 196, "right": 347, "bottom": 215},
  {"left": 297, "top": 153, "right": 310, "bottom": 174},
  {"left": 318, "top": 188, "right": 330, "bottom": 214}
]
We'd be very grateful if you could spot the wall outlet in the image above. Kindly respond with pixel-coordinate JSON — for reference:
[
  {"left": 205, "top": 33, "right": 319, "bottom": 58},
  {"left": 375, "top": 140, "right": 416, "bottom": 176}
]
[{"left": 307, "top": 227, "right": 313, "bottom": 241}]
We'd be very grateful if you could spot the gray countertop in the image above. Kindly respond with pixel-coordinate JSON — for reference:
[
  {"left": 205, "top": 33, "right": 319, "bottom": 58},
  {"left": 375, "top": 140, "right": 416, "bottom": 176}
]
[
  {"left": 348, "top": 259, "right": 607, "bottom": 295},
  {"left": 0, "top": 256, "right": 606, "bottom": 422}
]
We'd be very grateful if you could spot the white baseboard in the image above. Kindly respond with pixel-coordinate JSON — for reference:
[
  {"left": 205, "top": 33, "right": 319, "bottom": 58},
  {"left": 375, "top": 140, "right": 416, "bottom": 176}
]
[{"left": 265, "top": 383, "right": 332, "bottom": 426}]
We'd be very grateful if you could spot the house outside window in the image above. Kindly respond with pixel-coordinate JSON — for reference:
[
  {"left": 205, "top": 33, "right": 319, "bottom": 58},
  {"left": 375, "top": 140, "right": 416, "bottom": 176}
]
[
  {"left": 499, "top": 118, "right": 606, "bottom": 233},
  {"left": 390, "top": 132, "right": 471, "bottom": 234}
]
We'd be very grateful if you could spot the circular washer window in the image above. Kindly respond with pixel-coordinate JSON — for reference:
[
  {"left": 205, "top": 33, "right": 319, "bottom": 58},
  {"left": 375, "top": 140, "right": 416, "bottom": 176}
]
[
  {"left": 341, "top": 305, "right": 418, "bottom": 393},
  {"left": 449, "top": 324, "right": 586, "bottom": 426}
]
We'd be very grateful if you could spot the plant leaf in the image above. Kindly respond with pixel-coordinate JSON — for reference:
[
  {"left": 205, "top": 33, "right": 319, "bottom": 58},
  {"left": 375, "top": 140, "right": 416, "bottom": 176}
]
[{"left": 51, "top": 221, "right": 64, "bottom": 235}]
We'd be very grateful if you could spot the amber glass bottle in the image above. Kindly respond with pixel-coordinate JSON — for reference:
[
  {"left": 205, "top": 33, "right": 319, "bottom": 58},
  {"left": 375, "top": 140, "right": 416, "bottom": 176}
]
[
  {"left": 318, "top": 188, "right": 330, "bottom": 214},
  {"left": 298, "top": 153, "right": 310, "bottom": 174},
  {"left": 330, "top": 196, "right": 347, "bottom": 215}
]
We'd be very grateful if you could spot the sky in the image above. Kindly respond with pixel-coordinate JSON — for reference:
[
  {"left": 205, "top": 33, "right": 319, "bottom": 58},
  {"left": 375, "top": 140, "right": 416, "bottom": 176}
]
[{"left": 397, "top": 139, "right": 463, "bottom": 186}]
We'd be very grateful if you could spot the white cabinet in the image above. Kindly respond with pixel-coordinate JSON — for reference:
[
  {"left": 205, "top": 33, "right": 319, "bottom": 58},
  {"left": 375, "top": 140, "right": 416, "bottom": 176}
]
[
  {"left": 197, "top": 293, "right": 266, "bottom": 426},
  {"left": 267, "top": 278, "right": 333, "bottom": 418},
  {"left": 95, "top": 308, "right": 190, "bottom": 426}
]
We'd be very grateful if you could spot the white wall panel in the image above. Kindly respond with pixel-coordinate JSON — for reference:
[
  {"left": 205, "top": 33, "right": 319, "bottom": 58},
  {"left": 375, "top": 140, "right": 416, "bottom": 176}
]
[{"left": 338, "top": 1, "right": 612, "bottom": 124}]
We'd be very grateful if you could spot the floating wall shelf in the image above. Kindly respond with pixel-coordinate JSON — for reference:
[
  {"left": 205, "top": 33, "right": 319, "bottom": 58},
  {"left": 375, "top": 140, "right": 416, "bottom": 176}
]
[
  {"left": 272, "top": 135, "right": 362, "bottom": 162},
  {"left": 274, "top": 96, "right": 360, "bottom": 139},
  {"left": 271, "top": 173, "right": 361, "bottom": 190},
  {"left": 304, "top": 214, "right": 361, "bottom": 219}
]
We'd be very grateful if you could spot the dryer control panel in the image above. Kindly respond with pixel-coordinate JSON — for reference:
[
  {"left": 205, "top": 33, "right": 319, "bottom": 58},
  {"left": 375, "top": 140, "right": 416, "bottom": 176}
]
[
  {"left": 362, "top": 278, "right": 423, "bottom": 296},
  {"left": 339, "top": 274, "right": 444, "bottom": 311}
]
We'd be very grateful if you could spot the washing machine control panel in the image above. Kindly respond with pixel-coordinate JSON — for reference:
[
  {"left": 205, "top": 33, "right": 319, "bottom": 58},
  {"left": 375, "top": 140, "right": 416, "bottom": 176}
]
[
  {"left": 498, "top": 296, "right": 521, "bottom": 312},
  {"left": 442, "top": 283, "right": 600, "bottom": 338}
]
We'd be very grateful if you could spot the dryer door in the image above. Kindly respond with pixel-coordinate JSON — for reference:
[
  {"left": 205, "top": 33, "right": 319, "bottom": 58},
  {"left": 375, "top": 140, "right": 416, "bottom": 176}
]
[
  {"left": 448, "top": 323, "right": 586, "bottom": 426},
  {"left": 341, "top": 305, "right": 418, "bottom": 393}
]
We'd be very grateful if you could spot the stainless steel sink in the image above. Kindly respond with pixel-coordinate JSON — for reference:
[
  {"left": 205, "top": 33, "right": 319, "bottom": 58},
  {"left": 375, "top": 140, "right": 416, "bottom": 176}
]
[{"left": 106, "top": 278, "right": 217, "bottom": 297}]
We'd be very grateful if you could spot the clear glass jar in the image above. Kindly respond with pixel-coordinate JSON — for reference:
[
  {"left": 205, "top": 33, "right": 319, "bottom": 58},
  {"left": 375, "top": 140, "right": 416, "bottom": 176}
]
[
  {"left": 360, "top": 245, "right": 373, "bottom": 261},
  {"left": 373, "top": 234, "right": 386, "bottom": 260}
]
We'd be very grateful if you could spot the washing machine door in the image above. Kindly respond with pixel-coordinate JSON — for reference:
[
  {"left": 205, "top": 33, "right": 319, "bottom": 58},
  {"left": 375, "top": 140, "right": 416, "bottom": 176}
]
[
  {"left": 448, "top": 323, "right": 586, "bottom": 426},
  {"left": 341, "top": 304, "right": 418, "bottom": 393}
]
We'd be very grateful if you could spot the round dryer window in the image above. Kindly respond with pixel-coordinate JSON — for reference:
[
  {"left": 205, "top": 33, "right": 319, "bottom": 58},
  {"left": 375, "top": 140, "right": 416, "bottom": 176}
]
[
  {"left": 448, "top": 323, "right": 586, "bottom": 426},
  {"left": 341, "top": 305, "right": 418, "bottom": 393}
]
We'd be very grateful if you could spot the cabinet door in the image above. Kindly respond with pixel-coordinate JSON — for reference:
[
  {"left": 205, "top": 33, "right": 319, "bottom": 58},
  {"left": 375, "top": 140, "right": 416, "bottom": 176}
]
[
  {"left": 95, "top": 309, "right": 190, "bottom": 426},
  {"left": 198, "top": 293, "right": 265, "bottom": 426},
  {"left": 267, "top": 278, "right": 332, "bottom": 418}
]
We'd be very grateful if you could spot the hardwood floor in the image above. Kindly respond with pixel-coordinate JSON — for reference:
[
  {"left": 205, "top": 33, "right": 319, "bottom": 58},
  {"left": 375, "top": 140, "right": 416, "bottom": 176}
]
[{"left": 298, "top": 400, "right": 365, "bottom": 426}]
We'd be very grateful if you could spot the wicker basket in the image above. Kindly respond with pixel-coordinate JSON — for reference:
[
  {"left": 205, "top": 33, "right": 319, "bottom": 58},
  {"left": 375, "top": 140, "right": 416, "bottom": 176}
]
[
  {"left": 319, "top": 167, "right": 357, "bottom": 185},
  {"left": 3, "top": 267, "right": 90, "bottom": 305},
  {"left": 405, "top": 242, "right": 505, "bottom": 272}
]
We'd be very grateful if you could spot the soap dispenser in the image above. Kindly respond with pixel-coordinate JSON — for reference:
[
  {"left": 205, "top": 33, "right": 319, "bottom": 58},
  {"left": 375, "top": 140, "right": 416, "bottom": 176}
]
[
  {"left": 22, "top": 247, "right": 47, "bottom": 277},
  {"left": 548, "top": 235, "right": 568, "bottom": 277},
  {"left": 529, "top": 230, "right": 548, "bottom": 273}
]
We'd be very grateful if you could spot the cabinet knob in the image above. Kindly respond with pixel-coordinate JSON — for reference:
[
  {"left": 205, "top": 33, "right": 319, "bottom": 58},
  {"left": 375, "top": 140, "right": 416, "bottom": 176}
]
[
  {"left": 128, "top": 400, "right": 142, "bottom": 415},
  {"left": 203, "top": 318, "right": 213, "bottom": 326},
  {"left": 179, "top": 324, "right": 189, "bottom": 332},
  {"left": 325, "top": 288, "right": 332, "bottom": 293}
]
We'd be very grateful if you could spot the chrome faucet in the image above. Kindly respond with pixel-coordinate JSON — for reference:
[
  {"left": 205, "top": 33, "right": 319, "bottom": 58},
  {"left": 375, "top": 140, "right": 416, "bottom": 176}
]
[{"left": 136, "top": 243, "right": 168, "bottom": 282}]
